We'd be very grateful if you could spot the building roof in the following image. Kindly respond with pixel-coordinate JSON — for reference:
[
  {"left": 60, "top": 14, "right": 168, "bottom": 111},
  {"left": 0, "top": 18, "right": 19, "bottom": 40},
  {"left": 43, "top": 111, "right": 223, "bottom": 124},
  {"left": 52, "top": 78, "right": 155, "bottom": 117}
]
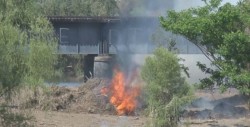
[
  {"left": 47, "top": 16, "right": 158, "bottom": 23},
  {"left": 47, "top": 16, "right": 120, "bottom": 23}
]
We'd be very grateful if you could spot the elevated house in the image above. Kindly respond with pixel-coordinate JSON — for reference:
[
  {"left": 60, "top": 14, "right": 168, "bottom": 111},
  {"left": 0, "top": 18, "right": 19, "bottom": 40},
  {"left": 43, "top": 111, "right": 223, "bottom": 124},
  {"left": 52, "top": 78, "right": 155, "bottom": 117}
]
[
  {"left": 48, "top": 16, "right": 160, "bottom": 55},
  {"left": 48, "top": 16, "right": 160, "bottom": 78},
  {"left": 48, "top": 16, "right": 203, "bottom": 82}
]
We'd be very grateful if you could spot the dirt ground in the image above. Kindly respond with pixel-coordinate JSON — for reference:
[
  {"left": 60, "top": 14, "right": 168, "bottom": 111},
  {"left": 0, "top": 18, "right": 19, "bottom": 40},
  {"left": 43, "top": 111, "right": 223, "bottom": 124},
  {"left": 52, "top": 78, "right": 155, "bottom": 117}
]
[
  {"left": 31, "top": 110, "right": 250, "bottom": 127},
  {"left": 32, "top": 110, "right": 147, "bottom": 127}
]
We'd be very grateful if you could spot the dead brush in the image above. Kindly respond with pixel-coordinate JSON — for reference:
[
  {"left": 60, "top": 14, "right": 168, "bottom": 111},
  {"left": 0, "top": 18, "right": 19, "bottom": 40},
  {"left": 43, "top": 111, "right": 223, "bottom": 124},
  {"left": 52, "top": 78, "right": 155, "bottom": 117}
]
[
  {"left": 3, "top": 85, "right": 52, "bottom": 110},
  {"left": 0, "top": 86, "right": 40, "bottom": 127},
  {"left": 0, "top": 106, "right": 35, "bottom": 127}
]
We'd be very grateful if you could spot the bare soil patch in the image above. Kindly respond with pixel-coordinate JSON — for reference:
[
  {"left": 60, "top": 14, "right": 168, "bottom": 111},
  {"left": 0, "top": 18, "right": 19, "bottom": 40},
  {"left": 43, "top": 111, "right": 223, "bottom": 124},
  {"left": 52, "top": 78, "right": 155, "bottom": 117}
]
[{"left": 32, "top": 110, "right": 147, "bottom": 127}]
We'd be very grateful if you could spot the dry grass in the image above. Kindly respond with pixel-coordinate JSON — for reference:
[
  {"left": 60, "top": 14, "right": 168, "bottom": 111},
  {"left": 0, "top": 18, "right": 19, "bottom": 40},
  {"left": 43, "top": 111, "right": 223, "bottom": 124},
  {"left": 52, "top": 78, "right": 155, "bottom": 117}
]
[{"left": 0, "top": 78, "right": 111, "bottom": 113}]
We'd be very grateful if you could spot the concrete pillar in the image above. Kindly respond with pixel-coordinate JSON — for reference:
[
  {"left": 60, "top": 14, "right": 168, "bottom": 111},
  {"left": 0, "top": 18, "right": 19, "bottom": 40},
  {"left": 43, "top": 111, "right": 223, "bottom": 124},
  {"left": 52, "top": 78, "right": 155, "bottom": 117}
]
[{"left": 94, "top": 55, "right": 114, "bottom": 78}]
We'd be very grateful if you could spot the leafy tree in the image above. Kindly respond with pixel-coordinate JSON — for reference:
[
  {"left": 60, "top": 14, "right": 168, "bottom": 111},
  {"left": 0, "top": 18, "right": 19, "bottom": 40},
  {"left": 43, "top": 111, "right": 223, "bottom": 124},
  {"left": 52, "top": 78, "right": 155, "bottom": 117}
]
[
  {"left": 0, "top": 0, "right": 57, "bottom": 96},
  {"left": 141, "top": 47, "right": 193, "bottom": 127},
  {"left": 36, "top": 0, "right": 119, "bottom": 16},
  {"left": 0, "top": 0, "right": 57, "bottom": 126},
  {"left": 160, "top": 0, "right": 250, "bottom": 94}
]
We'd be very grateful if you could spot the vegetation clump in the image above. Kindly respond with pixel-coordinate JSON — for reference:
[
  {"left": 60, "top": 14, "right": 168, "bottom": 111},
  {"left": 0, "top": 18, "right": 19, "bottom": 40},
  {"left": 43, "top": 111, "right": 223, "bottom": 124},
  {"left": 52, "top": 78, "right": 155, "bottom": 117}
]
[
  {"left": 141, "top": 47, "right": 194, "bottom": 127},
  {"left": 36, "top": 0, "right": 119, "bottom": 16},
  {"left": 0, "top": 0, "right": 57, "bottom": 126}
]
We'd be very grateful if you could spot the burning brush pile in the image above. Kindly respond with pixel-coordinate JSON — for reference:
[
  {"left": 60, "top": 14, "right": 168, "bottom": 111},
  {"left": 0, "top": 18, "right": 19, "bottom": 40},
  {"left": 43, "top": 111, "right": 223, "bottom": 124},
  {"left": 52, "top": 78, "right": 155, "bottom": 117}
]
[
  {"left": 12, "top": 67, "right": 144, "bottom": 116},
  {"left": 100, "top": 68, "right": 142, "bottom": 115}
]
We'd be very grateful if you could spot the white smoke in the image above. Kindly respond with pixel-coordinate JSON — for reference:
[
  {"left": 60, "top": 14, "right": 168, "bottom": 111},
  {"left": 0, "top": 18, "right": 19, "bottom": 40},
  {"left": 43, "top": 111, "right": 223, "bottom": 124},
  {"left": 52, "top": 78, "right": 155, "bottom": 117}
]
[{"left": 112, "top": 0, "right": 241, "bottom": 85}]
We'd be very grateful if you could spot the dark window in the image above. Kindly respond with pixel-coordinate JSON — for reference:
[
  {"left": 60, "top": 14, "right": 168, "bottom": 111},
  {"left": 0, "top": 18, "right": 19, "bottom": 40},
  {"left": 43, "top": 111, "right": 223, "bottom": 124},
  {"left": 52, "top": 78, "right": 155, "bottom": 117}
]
[
  {"left": 60, "top": 28, "right": 70, "bottom": 44},
  {"left": 109, "top": 29, "right": 120, "bottom": 44}
]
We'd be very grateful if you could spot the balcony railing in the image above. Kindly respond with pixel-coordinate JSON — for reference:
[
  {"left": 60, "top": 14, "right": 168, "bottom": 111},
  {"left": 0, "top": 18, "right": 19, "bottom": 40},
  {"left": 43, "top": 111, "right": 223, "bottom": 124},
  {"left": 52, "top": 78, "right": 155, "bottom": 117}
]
[{"left": 58, "top": 43, "right": 100, "bottom": 54}]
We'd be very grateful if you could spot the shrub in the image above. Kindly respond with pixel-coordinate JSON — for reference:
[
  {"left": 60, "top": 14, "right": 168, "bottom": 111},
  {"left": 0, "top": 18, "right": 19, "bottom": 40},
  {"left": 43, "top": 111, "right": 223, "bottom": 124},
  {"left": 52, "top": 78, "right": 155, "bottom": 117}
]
[{"left": 141, "top": 47, "right": 194, "bottom": 127}]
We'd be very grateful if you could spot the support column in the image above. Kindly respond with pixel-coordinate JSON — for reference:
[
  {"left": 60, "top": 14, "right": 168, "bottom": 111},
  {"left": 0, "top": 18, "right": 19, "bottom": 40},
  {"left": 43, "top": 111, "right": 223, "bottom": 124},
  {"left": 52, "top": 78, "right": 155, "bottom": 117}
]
[{"left": 94, "top": 55, "right": 114, "bottom": 78}]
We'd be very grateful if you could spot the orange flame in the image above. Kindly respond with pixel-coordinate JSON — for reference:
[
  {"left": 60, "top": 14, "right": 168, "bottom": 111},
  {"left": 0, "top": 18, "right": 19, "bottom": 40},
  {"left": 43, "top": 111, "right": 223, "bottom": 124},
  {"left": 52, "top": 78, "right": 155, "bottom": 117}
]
[{"left": 109, "top": 68, "right": 140, "bottom": 115}]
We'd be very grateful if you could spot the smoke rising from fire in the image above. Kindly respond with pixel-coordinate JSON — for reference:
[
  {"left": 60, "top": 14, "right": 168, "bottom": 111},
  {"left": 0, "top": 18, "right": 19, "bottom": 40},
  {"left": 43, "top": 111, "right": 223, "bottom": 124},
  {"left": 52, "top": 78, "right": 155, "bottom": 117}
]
[
  {"left": 112, "top": 0, "right": 241, "bottom": 84},
  {"left": 117, "top": 0, "right": 173, "bottom": 16},
  {"left": 108, "top": 0, "right": 173, "bottom": 115},
  {"left": 104, "top": 0, "right": 243, "bottom": 117}
]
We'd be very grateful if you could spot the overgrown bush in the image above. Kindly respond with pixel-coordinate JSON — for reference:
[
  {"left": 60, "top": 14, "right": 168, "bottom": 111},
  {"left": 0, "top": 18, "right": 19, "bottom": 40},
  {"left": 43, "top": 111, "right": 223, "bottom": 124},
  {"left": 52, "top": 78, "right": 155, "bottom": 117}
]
[
  {"left": 0, "top": 0, "right": 58, "bottom": 126},
  {"left": 141, "top": 47, "right": 194, "bottom": 127},
  {"left": 36, "top": 0, "right": 118, "bottom": 16}
]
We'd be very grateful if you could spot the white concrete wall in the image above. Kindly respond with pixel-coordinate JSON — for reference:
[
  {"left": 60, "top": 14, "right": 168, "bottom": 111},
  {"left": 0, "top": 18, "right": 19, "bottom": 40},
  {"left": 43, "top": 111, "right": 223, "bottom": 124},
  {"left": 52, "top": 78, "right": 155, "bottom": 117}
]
[
  {"left": 178, "top": 54, "right": 213, "bottom": 84},
  {"left": 132, "top": 54, "right": 214, "bottom": 85}
]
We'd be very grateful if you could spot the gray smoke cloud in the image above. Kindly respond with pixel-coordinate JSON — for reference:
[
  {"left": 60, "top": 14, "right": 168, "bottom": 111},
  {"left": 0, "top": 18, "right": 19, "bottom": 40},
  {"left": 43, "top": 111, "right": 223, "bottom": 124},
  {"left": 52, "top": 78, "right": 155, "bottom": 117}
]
[
  {"left": 111, "top": 1, "right": 181, "bottom": 76},
  {"left": 118, "top": 0, "right": 173, "bottom": 16},
  {"left": 117, "top": 0, "right": 239, "bottom": 16},
  {"left": 108, "top": 0, "right": 242, "bottom": 87},
  {"left": 112, "top": 0, "right": 241, "bottom": 84},
  {"left": 105, "top": 1, "right": 245, "bottom": 121}
]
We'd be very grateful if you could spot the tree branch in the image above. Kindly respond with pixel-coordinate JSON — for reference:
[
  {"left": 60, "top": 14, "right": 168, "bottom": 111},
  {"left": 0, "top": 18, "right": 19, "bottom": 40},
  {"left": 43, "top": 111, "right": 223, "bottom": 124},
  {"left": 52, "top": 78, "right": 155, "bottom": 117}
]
[{"left": 191, "top": 40, "right": 222, "bottom": 70}]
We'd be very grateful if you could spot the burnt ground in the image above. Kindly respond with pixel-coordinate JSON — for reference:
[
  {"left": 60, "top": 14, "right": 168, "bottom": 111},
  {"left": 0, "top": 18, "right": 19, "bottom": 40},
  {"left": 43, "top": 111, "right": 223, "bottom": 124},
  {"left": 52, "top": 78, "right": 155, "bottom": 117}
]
[{"left": 180, "top": 89, "right": 250, "bottom": 127}]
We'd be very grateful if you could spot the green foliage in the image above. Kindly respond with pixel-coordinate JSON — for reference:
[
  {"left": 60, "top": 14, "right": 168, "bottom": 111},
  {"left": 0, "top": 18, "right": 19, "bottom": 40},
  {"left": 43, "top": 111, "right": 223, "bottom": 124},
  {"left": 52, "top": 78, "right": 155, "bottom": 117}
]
[
  {"left": 160, "top": 0, "right": 250, "bottom": 94},
  {"left": 0, "top": 0, "right": 57, "bottom": 94},
  {"left": 0, "top": 0, "right": 57, "bottom": 125},
  {"left": 36, "top": 0, "right": 119, "bottom": 16},
  {"left": 0, "top": 0, "right": 38, "bottom": 30},
  {"left": 0, "top": 23, "right": 26, "bottom": 91},
  {"left": 24, "top": 17, "right": 57, "bottom": 86},
  {"left": 141, "top": 47, "right": 194, "bottom": 127},
  {"left": 151, "top": 28, "right": 190, "bottom": 78}
]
